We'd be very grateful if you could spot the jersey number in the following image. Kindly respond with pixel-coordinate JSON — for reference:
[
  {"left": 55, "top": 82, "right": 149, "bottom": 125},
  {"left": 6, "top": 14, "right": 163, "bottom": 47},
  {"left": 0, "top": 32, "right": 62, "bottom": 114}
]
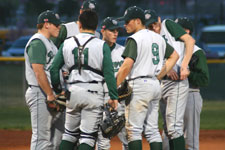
[
  {"left": 72, "top": 47, "right": 89, "bottom": 68},
  {"left": 152, "top": 43, "right": 160, "bottom": 65}
]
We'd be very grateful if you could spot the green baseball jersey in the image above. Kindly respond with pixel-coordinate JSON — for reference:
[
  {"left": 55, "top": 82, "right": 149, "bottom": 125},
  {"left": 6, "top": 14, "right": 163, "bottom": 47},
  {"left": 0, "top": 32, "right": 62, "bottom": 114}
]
[
  {"left": 160, "top": 19, "right": 187, "bottom": 67},
  {"left": 188, "top": 45, "right": 209, "bottom": 87},
  {"left": 103, "top": 43, "right": 125, "bottom": 93},
  {"left": 50, "top": 33, "right": 118, "bottom": 100},
  {"left": 25, "top": 33, "right": 58, "bottom": 86},
  {"left": 122, "top": 29, "right": 174, "bottom": 79}
]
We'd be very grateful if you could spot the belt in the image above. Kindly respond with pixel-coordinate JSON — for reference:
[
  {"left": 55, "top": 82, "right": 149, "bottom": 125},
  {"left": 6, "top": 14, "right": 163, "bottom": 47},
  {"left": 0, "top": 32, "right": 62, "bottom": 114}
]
[
  {"left": 68, "top": 81, "right": 99, "bottom": 84},
  {"left": 128, "top": 76, "right": 153, "bottom": 81},
  {"left": 28, "top": 85, "right": 39, "bottom": 88}
]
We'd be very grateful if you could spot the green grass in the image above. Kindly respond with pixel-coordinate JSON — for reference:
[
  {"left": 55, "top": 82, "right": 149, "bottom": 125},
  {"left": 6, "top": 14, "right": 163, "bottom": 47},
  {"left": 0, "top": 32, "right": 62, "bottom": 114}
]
[
  {"left": 200, "top": 100, "right": 225, "bottom": 129},
  {"left": 0, "top": 106, "right": 31, "bottom": 130},
  {"left": 0, "top": 100, "right": 225, "bottom": 130}
]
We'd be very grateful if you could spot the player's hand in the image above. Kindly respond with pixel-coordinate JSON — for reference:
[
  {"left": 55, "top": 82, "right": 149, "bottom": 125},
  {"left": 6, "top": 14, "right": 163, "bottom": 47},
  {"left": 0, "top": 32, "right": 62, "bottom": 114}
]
[
  {"left": 167, "top": 69, "right": 179, "bottom": 80},
  {"left": 108, "top": 99, "right": 118, "bottom": 110},
  {"left": 180, "top": 67, "right": 190, "bottom": 80},
  {"left": 55, "top": 91, "right": 65, "bottom": 98},
  {"left": 47, "top": 94, "right": 57, "bottom": 109}
]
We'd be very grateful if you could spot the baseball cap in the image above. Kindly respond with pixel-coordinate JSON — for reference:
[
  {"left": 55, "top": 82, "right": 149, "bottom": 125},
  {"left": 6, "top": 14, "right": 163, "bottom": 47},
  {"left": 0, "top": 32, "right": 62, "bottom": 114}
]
[
  {"left": 101, "top": 17, "right": 120, "bottom": 30},
  {"left": 81, "top": 0, "right": 97, "bottom": 11},
  {"left": 144, "top": 9, "right": 158, "bottom": 26},
  {"left": 37, "top": 10, "right": 61, "bottom": 26},
  {"left": 175, "top": 17, "right": 194, "bottom": 34},
  {"left": 119, "top": 6, "right": 145, "bottom": 23}
]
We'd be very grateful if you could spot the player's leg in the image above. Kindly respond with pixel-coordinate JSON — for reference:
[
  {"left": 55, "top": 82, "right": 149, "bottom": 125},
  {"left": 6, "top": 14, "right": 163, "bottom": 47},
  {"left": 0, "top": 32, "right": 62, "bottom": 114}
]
[
  {"left": 78, "top": 83, "right": 104, "bottom": 150},
  {"left": 127, "top": 78, "right": 160, "bottom": 150},
  {"left": 117, "top": 102, "right": 128, "bottom": 150},
  {"left": 96, "top": 93, "right": 111, "bottom": 150},
  {"left": 60, "top": 107, "right": 81, "bottom": 150},
  {"left": 184, "top": 91, "right": 202, "bottom": 150},
  {"left": 161, "top": 130, "right": 170, "bottom": 150},
  {"left": 51, "top": 111, "right": 65, "bottom": 150},
  {"left": 25, "top": 87, "right": 54, "bottom": 150},
  {"left": 144, "top": 95, "right": 162, "bottom": 150},
  {"left": 79, "top": 101, "right": 103, "bottom": 150},
  {"left": 160, "top": 98, "right": 170, "bottom": 150},
  {"left": 96, "top": 128, "right": 111, "bottom": 150},
  {"left": 161, "top": 79, "right": 189, "bottom": 150},
  {"left": 60, "top": 87, "right": 86, "bottom": 149}
]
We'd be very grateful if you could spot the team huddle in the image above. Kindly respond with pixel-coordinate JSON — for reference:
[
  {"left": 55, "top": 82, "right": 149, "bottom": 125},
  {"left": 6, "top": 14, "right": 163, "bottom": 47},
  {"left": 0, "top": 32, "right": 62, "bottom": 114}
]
[{"left": 24, "top": 0, "right": 209, "bottom": 150}]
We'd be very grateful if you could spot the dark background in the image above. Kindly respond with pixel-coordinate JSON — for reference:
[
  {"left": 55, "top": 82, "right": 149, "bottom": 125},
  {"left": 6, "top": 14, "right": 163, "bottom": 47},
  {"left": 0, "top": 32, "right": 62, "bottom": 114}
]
[{"left": 0, "top": 0, "right": 225, "bottom": 34}]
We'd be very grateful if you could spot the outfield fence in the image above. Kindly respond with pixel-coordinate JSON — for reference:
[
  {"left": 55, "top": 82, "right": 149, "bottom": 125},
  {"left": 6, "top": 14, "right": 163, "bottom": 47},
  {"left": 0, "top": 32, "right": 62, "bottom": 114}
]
[{"left": 0, "top": 57, "right": 224, "bottom": 107}]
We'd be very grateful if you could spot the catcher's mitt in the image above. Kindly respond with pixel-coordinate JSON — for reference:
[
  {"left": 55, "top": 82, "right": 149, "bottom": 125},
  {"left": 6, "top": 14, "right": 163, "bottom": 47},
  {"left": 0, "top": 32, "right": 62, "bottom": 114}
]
[
  {"left": 117, "top": 80, "right": 132, "bottom": 106},
  {"left": 100, "top": 104, "right": 125, "bottom": 139},
  {"left": 46, "top": 93, "right": 67, "bottom": 112}
]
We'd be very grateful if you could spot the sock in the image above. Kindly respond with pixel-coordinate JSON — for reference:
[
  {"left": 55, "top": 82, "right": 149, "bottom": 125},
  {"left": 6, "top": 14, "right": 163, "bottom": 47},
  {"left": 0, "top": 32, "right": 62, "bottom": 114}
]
[
  {"left": 169, "top": 135, "right": 185, "bottom": 150},
  {"left": 150, "top": 142, "right": 162, "bottom": 150},
  {"left": 59, "top": 140, "right": 75, "bottom": 150},
  {"left": 78, "top": 143, "right": 93, "bottom": 150},
  {"left": 128, "top": 140, "right": 142, "bottom": 150}
]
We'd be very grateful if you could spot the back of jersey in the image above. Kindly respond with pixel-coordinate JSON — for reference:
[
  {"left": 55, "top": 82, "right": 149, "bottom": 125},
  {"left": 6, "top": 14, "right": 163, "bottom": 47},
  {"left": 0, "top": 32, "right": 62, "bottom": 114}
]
[
  {"left": 62, "top": 33, "right": 105, "bottom": 83},
  {"left": 128, "top": 29, "right": 166, "bottom": 79}
]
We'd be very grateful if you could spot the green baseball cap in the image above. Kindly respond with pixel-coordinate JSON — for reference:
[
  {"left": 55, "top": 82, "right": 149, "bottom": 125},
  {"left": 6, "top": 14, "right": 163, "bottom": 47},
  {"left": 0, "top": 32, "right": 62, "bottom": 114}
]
[
  {"left": 37, "top": 10, "right": 61, "bottom": 26},
  {"left": 144, "top": 9, "right": 158, "bottom": 26},
  {"left": 81, "top": 0, "right": 97, "bottom": 11},
  {"left": 175, "top": 17, "right": 194, "bottom": 34},
  {"left": 101, "top": 17, "right": 120, "bottom": 30},
  {"left": 119, "top": 6, "right": 145, "bottom": 23}
]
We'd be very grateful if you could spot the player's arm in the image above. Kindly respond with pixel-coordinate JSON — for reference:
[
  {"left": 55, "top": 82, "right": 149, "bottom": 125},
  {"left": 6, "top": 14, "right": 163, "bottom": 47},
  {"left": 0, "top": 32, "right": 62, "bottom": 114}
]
[
  {"left": 102, "top": 43, "right": 118, "bottom": 109},
  {"left": 51, "top": 25, "right": 67, "bottom": 48},
  {"left": 157, "top": 43, "right": 179, "bottom": 80},
  {"left": 166, "top": 19, "right": 195, "bottom": 80},
  {"left": 32, "top": 64, "right": 55, "bottom": 101},
  {"left": 50, "top": 43, "right": 65, "bottom": 94},
  {"left": 179, "top": 33, "right": 195, "bottom": 80},
  {"left": 188, "top": 50, "right": 209, "bottom": 87},
  {"left": 116, "top": 38, "right": 136, "bottom": 86},
  {"left": 27, "top": 40, "right": 55, "bottom": 101}
]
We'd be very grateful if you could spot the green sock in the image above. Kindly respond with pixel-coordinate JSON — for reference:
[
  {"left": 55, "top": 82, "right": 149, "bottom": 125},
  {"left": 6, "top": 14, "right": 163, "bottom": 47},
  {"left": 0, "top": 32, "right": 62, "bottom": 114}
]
[
  {"left": 78, "top": 143, "right": 93, "bottom": 150},
  {"left": 169, "top": 135, "right": 185, "bottom": 150},
  {"left": 150, "top": 142, "right": 162, "bottom": 150},
  {"left": 59, "top": 140, "right": 75, "bottom": 150},
  {"left": 128, "top": 140, "right": 142, "bottom": 150}
]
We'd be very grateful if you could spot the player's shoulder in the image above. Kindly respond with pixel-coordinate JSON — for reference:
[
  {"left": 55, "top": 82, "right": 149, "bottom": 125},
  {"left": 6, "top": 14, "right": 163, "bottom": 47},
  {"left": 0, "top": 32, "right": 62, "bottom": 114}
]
[
  {"left": 63, "top": 21, "right": 78, "bottom": 27},
  {"left": 62, "top": 36, "right": 75, "bottom": 48}
]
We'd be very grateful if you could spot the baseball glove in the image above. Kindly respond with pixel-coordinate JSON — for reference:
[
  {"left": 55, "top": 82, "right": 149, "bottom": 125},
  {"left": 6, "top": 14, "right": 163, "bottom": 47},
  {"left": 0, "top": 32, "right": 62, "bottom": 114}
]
[
  {"left": 100, "top": 103, "right": 125, "bottom": 139},
  {"left": 46, "top": 94, "right": 67, "bottom": 112},
  {"left": 117, "top": 80, "right": 132, "bottom": 106}
]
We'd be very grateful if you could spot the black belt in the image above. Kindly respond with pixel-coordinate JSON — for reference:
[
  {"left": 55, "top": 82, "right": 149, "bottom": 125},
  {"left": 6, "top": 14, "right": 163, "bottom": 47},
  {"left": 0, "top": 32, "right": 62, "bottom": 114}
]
[
  {"left": 68, "top": 81, "right": 99, "bottom": 84},
  {"left": 28, "top": 85, "right": 39, "bottom": 88},
  {"left": 128, "top": 76, "right": 153, "bottom": 81}
]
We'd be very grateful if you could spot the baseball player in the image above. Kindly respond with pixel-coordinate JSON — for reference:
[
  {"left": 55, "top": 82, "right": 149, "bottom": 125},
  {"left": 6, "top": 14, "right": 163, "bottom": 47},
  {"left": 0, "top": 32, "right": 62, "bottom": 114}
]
[
  {"left": 116, "top": 6, "right": 179, "bottom": 150},
  {"left": 96, "top": 17, "right": 128, "bottom": 150},
  {"left": 176, "top": 17, "right": 209, "bottom": 150},
  {"left": 24, "top": 10, "right": 64, "bottom": 150},
  {"left": 145, "top": 9, "right": 195, "bottom": 150},
  {"left": 50, "top": 10, "right": 118, "bottom": 150},
  {"left": 52, "top": 0, "right": 100, "bottom": 48}
]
